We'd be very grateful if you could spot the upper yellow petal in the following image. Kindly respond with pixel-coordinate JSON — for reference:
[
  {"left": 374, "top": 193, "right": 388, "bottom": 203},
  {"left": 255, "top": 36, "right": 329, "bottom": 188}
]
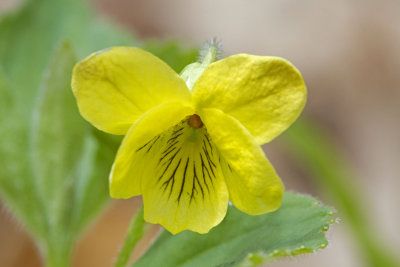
[
  {"left": 192, "top": 54, "right": 306, "bottom": 145},
  {"left": 199, "top": 108, "right": 284, "bottom": 215},
  {"left": 110, "top": 101, "right": 194, "bottom": 199},
  {"left": 72, "top": 47, "right": 191, "bottom": 135}
]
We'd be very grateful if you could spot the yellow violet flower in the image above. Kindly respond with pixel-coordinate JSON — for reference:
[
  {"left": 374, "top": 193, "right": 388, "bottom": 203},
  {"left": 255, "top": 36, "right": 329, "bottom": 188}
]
[{"left": 71, "top": 44, "right": 306, "bottom": 234}]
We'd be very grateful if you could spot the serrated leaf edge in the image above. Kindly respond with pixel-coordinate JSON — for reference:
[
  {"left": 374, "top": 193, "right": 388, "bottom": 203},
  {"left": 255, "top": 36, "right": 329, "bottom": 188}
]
[{"left": 238, "top": 202, "right": 336, "bottom": 267}]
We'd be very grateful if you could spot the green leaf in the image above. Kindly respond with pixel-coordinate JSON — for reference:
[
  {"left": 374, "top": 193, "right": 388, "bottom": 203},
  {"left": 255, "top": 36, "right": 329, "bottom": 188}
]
[
  {"left": 31, "top": 41, "right": 84, "bottom": 208},
  {"left": 22, "top": 41, "right": 115, "bottom": 266},
  {"left": 133, "top": 193, "right": 335, "bottom": 267},
  {"left": 29, "top": 41, "right": 87, "bottom": 265},
  {"left": 0, "top": 40, "right": 114, "bottom": 266}
]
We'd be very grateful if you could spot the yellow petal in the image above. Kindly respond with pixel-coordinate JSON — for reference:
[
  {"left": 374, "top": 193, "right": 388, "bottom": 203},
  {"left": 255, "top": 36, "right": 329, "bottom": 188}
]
[
  {"left": 193, "top": 54, "right": 306, "bottom": 145},
  {"left": 72, "top": 47, "right": 191, "bottom": 135},
  {"left": 199, "top": 108, "right": 284, "bottom": 215},
  {"left": 110, "top": 101, "right": 194, "bottom": 198},
  {"left": 141, "top": 116, "right": 229, "bottom": 234}
]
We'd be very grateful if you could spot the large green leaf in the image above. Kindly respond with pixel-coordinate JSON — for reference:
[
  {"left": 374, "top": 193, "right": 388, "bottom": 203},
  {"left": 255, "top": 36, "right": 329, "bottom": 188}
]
[
  {"left": 27, "top": 42, "right": 108, "bottom": 266},
  {"left": 0, "top": 38, "right": 122, "bottom": 266},
  {"left": 133, "top": 193, "right": 335, "bottom": 267},
  {"left": 4, "top": 40, "right": 116, "bottom": 266},
  {"left": 31, "top": 41, "right": 81, "bottom": 264},
  {"left": 31, "top": 41, "right": 85, "bottom": 210},
  {"left": 29, "top": 42, "right": 112, "bottom": 239}
]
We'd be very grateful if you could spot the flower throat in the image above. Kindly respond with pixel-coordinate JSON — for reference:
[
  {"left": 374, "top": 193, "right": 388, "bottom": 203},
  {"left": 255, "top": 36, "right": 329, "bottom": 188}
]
[{"left": 188, "top": 114, "right": 203, "bottom": 128}]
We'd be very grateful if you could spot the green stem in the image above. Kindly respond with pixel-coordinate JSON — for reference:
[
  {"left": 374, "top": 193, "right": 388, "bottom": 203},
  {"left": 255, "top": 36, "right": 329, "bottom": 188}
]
[
  {"left": 45, "top": 252, "right": 71, "bottom": 267},
  {"left": 43, "top": 240, "right": 72, "bottom": 267},
  {"left": 115, "top": 205, "right": 146, "bottom": 267}
]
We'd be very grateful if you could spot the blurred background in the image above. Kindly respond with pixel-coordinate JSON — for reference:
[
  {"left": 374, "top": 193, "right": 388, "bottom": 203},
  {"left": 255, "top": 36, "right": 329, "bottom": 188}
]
[{"left": 1, "top": 0, "right": 399, "bottom": 266}]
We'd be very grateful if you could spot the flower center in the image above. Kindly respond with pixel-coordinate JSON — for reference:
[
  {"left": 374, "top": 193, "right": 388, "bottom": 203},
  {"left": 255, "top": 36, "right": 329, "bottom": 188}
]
[{"left": 188, "top": 114, "right": 203, "bottom": 128}]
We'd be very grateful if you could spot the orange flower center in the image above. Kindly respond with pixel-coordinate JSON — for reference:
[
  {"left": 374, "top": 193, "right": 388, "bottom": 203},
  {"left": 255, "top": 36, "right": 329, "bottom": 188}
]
[{"left": 188, "top": 114, "right": 203, "bottom": 128}]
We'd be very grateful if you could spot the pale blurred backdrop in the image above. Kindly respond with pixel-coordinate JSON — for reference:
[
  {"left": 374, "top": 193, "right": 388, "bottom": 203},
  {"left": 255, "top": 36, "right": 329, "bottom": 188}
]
[{"left": 1, "top": 0, "right": 399, "bottom": 266}]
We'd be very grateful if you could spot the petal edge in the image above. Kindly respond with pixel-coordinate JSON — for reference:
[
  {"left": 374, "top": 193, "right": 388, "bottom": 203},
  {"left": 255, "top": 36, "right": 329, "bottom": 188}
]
[{"left": 200, "top": 108, "right": 284, "bottom": 215}]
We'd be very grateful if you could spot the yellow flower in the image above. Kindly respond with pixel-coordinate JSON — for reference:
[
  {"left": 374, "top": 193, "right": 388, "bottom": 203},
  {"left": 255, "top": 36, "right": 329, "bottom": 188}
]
[{"left": 71, "top": 45, "right": 306, "bottom": 234}]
